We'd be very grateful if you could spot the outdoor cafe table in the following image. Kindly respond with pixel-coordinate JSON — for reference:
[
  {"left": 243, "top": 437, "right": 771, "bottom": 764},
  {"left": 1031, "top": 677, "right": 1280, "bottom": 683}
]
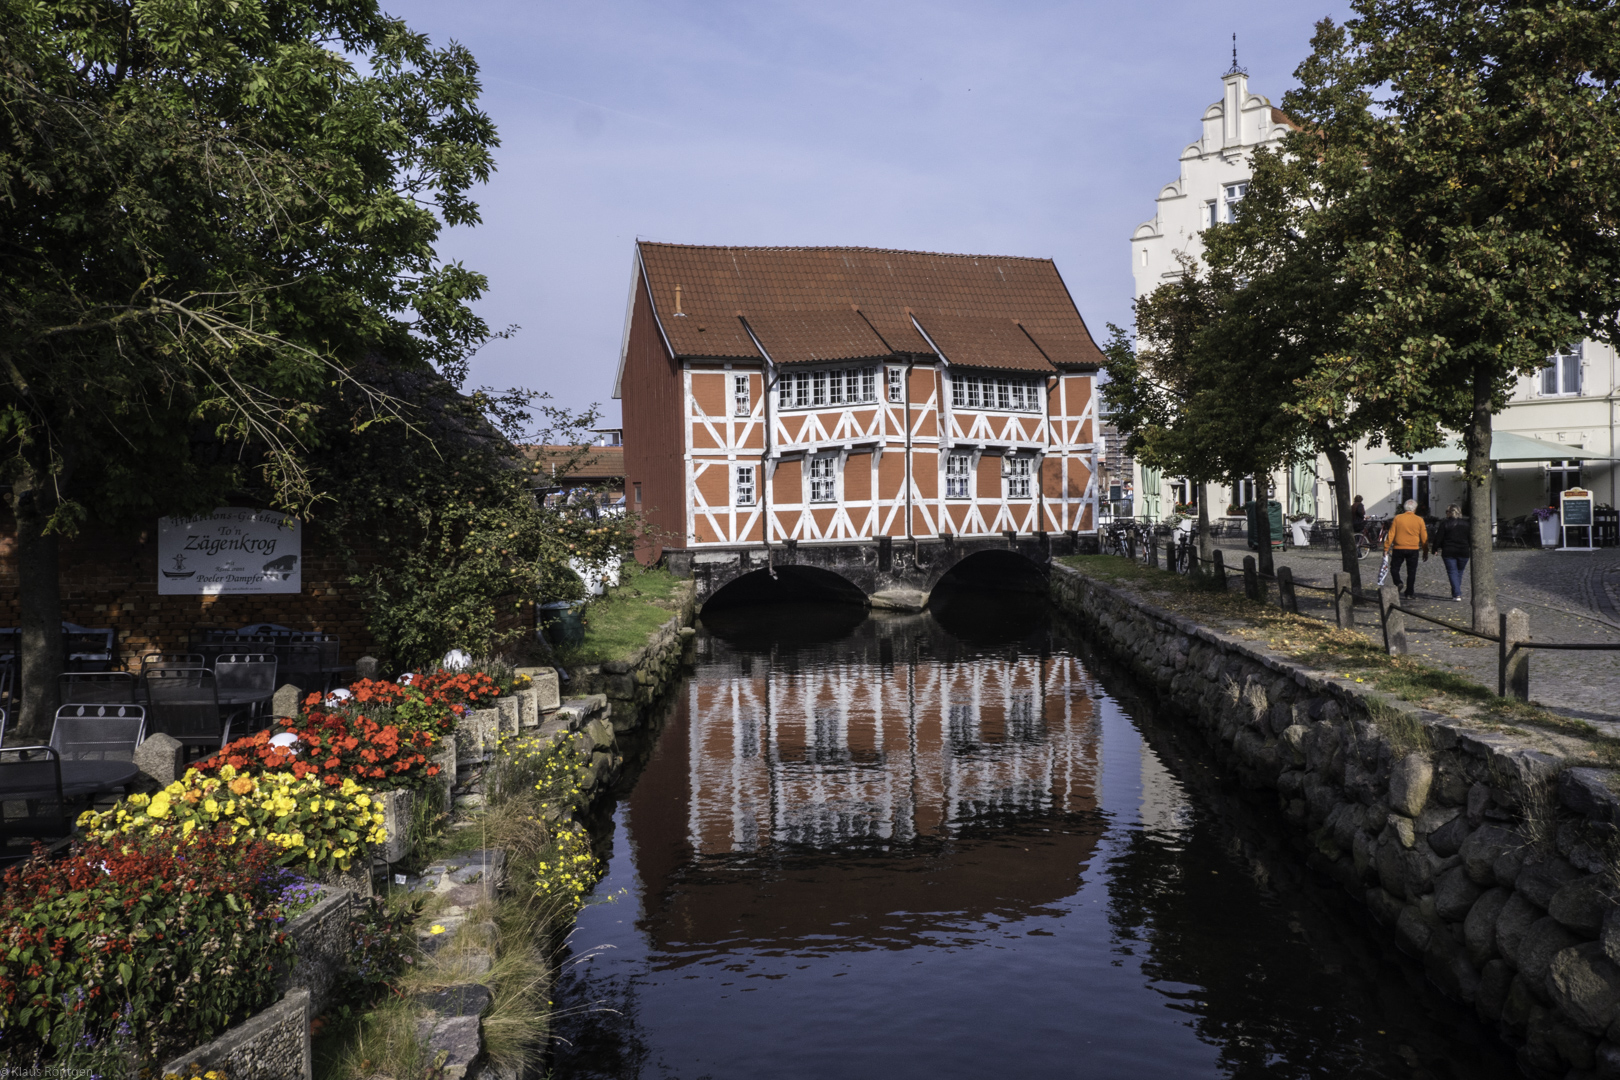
[{"left": 0, "top": 760, "right": 140, "bottom": 802}]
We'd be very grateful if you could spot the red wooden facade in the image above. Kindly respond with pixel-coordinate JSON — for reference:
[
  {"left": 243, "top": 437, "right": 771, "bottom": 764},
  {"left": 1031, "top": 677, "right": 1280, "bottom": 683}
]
[{"left": 616, "top": 244, "right": 1102, "bottom": 559}]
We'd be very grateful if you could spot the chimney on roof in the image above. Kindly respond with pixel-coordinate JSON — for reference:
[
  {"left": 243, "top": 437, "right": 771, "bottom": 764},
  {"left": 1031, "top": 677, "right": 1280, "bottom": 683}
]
[{"left": 673, "top": 284, "right": 686, "bottom": 317}]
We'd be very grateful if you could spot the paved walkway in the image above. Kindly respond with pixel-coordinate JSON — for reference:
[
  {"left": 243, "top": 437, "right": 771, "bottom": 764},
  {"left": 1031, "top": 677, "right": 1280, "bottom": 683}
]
[{"left": 1203, "top": 541, "right": 1620, "bottom": 725}]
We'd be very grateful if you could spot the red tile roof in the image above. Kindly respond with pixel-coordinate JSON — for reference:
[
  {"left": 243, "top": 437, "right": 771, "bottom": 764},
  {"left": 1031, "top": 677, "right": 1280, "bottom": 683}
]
[
  {"left": 521, "top": 445, "right": 624, "bottom": 483},
  {"left": 637, "top": 243, "right": 1104, "bottom": 372}
]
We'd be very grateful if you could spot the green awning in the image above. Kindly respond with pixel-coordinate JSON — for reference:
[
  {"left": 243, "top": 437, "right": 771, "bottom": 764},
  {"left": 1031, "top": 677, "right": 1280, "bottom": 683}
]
[{"left": 1366, "top": 431, "right": 1612, "bottom": 465}]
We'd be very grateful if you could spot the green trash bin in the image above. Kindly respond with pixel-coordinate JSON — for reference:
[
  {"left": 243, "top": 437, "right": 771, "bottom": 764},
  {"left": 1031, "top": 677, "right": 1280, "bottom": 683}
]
[
  {"left": 1246, "top": 500, "right": 1285, "bottom": 551},
  {"left": 539, "top": 601, "right": 585, "bottom": 648}
]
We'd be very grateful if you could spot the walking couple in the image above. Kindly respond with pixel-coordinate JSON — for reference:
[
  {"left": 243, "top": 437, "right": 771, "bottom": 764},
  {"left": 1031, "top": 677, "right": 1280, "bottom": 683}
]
[{"left": 1383, "top": 500, "right": 1472, "bottom": 600}]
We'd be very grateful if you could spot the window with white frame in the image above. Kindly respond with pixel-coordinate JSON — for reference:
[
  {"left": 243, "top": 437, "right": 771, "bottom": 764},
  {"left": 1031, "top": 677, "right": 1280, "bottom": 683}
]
[
  {"left": 777, "top": 367, "right": 879, "bottom": 410},
  {"left": 1205, "top": 201, "right": 1219, "bottom": 229},
  {"left": 1399, "top": 462, "right": 1430, "bottom": 508},
  {"left": 733, "top": 374, "right": 750, "bottom": 417},
  {"left": 887, "top": 367, "right": 904, "bottom": 402},
  {"left": 809, "top": 456, "right": 835, "bottom": 502},
  {"left": 945, "top": 454, "right": 971, "bottom": 499},
  {"left": 948, "top": 374, "right": 1042, "bottom": 413},
  {"left": 1223, "top": 183, "right": 1249, "bottom": 224},
  {"left": 735, "top": 465, "right": 755, "bottom": 506},
  {"left": 1007, "top": 456, "right": 1031, "bottom": 499},
  {"left": 1234, "top": 477, "right": 1257, "bottom": 507},
  {"left": 1540, "top": 344, "right": 1583, "bottom": 397}
]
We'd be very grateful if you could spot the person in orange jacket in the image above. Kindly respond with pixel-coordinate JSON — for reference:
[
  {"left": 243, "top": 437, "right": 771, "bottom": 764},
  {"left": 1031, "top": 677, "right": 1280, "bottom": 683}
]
[{"left": 1384, "top": 498, "right": 1430, "bottom": 598}]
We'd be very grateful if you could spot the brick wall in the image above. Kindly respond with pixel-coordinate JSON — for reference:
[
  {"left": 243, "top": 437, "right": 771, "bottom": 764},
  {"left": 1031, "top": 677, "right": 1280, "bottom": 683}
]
[
  {"left": 0, "top": 522, "right": 373, "bottom": 670},
  {"left": 0, "top": 520, "right": 538, "bottom": 672}
]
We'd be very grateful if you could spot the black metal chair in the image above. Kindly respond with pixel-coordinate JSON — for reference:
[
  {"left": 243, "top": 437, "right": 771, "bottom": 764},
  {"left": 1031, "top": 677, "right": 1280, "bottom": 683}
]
[
  {"left": 141, "top": 652, "right": 206, "bottom": 673},
  {"left": 281, "top": 643, "right": 325, "bottom": 693},
  {"left": 50, "top": 704, "right": 146, "bottom": 762},
  {"left": 62, "top": 623, "right": 117, "bottom": 673},
  {"left": 59, "top": 671, "right": 139, "bottom": 706},
  {"left": 214, "top": 653, "right": 277, "bottom": 730},
  {"left": 0, "top": 746, "right": 72, "bottom": 854},
  {"left": 143, "top": 668, "right": 229, "bottom": 756}
]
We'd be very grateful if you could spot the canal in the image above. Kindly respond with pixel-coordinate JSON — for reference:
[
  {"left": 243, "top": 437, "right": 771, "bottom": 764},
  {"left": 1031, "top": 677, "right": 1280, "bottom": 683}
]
[{"left": 551, "top": 590, "right": 1517, "bottom": 1079}]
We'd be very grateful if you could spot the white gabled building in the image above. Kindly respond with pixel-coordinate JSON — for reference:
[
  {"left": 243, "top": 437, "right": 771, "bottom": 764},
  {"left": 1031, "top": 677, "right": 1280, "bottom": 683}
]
[
  {"left": 1130, "top": 64, "right": 1293, "bottom": 305},
  {"left": 1127, "top": 62, "right": 1618, "bottom": 543},
  {"left": 1125, "top": 63, "right": 1314, "bottom": 527}
]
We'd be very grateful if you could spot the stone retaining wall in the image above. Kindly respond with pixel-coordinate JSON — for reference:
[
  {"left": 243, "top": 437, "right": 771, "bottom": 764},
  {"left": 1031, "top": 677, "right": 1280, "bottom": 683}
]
[
  {"left": 566, "top": 582, "right": 697, "bottom": 729},
  {"left": 1049, "top": 562, "right": 1620, "bottom": 1080}
]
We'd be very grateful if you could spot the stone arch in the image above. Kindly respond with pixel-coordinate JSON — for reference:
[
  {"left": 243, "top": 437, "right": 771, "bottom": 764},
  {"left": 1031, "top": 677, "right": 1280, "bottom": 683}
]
[
  {"left": 928, "top": 547, "right": 1050, "bottom": 596},
  {"left": 700, "top": 563, "right": 868, "bottom": 612}
]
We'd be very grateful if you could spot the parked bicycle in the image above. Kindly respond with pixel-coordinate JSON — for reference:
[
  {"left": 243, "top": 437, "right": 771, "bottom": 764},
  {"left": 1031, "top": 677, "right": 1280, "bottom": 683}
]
[{"left": 1355, "top": 516, "right": 1390, "bottom": 560}]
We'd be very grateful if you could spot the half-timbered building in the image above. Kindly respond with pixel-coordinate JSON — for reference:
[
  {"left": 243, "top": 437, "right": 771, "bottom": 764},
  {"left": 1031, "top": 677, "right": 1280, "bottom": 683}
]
[{"left": 615, "top": 243, "right": 1103, "bottom": 561}]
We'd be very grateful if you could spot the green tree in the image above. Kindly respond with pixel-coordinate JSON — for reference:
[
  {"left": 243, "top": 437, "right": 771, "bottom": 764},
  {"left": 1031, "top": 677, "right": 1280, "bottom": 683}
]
[
  {"left": 311, "top": 372, "right": 638, "bottom": 671},
  {"left": 1286, "top": 2, "right": 1620, "bottom": 632},
  {"left": 0, "top": 0, "right": 498, "bottom": 733}
]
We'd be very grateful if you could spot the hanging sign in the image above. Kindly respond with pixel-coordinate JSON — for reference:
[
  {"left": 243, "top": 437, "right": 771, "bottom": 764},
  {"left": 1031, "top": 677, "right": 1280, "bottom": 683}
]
[
  {"left": 157, "top": 508, "right": 302, "bottom": 594},
  {"left": 1560, "top": 489, "right": 1595, "bottom": 552}
]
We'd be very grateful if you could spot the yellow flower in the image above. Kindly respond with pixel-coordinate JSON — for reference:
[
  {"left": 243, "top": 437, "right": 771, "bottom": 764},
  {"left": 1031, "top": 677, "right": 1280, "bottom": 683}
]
[
  {"left": 429, "top": 924, "right": 446, "bottom": 935},
  {"left": 204, "top": 798, "right": 219, "bottom": 815},
  {"left": 148, "top": 793, "right": 172, "bottom": 820}
]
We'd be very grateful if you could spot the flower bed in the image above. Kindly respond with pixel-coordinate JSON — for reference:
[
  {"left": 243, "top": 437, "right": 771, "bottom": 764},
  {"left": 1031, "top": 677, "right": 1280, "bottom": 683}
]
[
  {"left": 79, "top": 766, "right": 385, "bottom": 873},
  {"left": 0, "top": 831, "right": 298, "bottom": 1066}
]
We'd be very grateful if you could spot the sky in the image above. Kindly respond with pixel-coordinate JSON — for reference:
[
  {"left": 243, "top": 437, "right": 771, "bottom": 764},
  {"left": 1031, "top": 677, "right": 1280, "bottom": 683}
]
[{"left": 383, "top": 0, "right": 1354, "bottom": 431}]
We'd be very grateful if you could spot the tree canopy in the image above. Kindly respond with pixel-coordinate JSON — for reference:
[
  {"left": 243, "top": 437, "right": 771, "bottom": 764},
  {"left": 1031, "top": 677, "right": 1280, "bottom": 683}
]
[{"left": 1283, "top": 0, "right": 1620, "bottom": 629}]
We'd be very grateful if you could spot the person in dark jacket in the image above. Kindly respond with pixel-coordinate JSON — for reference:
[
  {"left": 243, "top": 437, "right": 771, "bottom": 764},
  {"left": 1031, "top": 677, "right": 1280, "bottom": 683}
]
[
  {"left": 1350, "top": 495, "right": 1366, "bottom": 536},
  {"left": 1432, "top": 505, "right": 1472, "bottom": 601}
]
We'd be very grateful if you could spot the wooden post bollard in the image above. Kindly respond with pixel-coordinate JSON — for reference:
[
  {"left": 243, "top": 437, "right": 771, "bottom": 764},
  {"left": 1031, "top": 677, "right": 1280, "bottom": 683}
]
[
  {"left": 1126, "top": 531, "right": 1136, "bottom": 561},
  {"left": 1148, "top": 535, "right": 1159, "bottom": 569},
  {"left": 1277, "top": 565, "right": 1298, "bottom": 614},
  {"left": 1187, "top": 543, "right": 1200, "bottom": 577},
  {"left": 1211, "top": 549, "right": 1227, "bottom": 590},
  {"left": 1379, "top": 583, "right": 1407, "bottom": 655},
  {"left": 1242, "top": 554, "right": 1258, "bottom": 600},
  {"left": 1499, "top": 608, "right": 1530, "bottom": 700},
  {"left": 1333, "top": 572, "right": 1353, "bottom": 628}
]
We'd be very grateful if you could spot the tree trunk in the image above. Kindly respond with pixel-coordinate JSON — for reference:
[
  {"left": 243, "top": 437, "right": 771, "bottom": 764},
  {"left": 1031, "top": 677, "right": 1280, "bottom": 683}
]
[
  {"left": 1325, "top": 444, "right": 1361, "bottom": 591},
  {"left": 1466, "top": 369, "right": 1497, "bottom": 634},
  {"left": 1197, "top": 482, "right": 1213, "bottom": 561},
  {"left": 1256, "top": 497, "right": 1275, "bottom": 577},
  {"left": 11, "top": 469, "right": 63, "bottom": 740}
]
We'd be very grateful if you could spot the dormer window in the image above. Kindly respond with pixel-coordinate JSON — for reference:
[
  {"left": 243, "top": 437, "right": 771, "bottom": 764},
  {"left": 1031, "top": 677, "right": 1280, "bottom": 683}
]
[
  {"left": 777, "top": 367, "right": 879, "bottom": 411},
  {"left": 949, "top": 374, "right": 1043, "bottom": 413}
]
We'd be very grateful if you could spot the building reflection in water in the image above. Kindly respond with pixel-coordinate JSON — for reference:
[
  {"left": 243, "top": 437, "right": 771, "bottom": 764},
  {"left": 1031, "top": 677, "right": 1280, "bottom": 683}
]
[{"left": 623, "top": 610, "right": 1114, "bottom": 957}]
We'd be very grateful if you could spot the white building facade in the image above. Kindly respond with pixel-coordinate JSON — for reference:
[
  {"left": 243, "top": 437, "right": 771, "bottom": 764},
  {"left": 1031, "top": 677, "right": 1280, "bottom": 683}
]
[
  {"left": 1127, "top": 65, "right": 1618, "bottom": 536},
  {"left": 1125, "top": 65, "right": 1313, "bottom": 526}
]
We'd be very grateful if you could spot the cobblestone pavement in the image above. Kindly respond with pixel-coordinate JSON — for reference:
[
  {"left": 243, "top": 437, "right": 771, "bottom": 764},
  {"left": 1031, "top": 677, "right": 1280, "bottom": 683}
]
[{"left": 1197, "top": 540, "right": 1620, "bottom": 725}]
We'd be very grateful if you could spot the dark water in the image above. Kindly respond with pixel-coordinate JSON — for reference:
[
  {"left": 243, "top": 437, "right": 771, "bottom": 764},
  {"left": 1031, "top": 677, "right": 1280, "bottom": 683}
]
[{"left": 551, "top": 593, "right": 1516, "bottom": 1080}]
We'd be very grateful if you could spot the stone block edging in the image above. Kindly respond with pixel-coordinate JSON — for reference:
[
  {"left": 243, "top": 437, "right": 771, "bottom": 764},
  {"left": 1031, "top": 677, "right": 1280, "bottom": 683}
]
[{"left": 159, "top": 988, "right": 311, "bottom": 1080}]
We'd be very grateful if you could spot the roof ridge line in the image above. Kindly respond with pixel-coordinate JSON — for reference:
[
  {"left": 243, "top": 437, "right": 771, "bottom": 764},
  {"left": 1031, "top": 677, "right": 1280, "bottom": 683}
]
[{"left": 637, "top": 240, "right": 1056, "bottom": 263}]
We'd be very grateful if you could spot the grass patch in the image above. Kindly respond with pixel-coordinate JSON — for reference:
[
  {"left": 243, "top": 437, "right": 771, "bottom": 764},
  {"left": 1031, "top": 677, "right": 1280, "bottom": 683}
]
[
  {"left": 557, "top": 563, "right": 685, "bottom": 667},
  {"left": 1061, "top": 555, "right": 1620, "bottom": 759}
]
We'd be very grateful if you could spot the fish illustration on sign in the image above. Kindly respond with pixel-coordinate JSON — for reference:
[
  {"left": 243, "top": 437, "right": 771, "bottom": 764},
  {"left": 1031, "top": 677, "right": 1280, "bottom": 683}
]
[
  {"left": 262, "top": 554, "right": 300, "bottom": 580},
  {"left": 162, "top": 552, "right": 196, "bottom": 579}
]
